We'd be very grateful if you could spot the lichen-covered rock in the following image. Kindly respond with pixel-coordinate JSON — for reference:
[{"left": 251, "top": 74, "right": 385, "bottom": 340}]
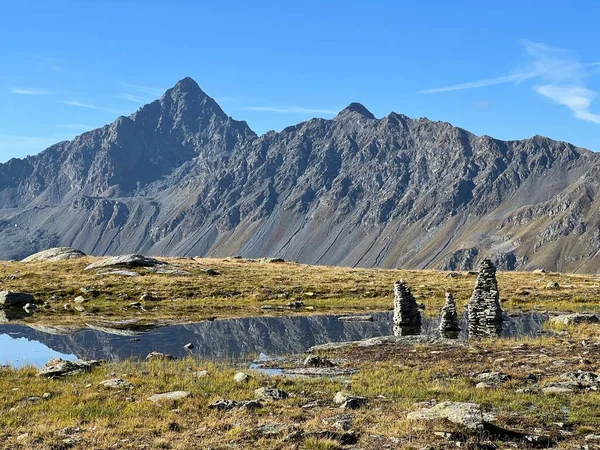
[
  {"left": 407, "top": 401, "right": 494, "bottom": 430},
  {"left": 392, "top": 280, "right": 421, "bottom": 336},
  {"left": 22, "top": 247, "right": 86, "bottom": 262},
  {"left": 99, "top": 379, "right": 134, "bottom": 390},
  {"left": 254, "top": 387, "right": 289, "bottom": 401}
]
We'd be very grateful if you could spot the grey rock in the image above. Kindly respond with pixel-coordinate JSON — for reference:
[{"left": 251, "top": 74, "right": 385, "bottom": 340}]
[
  {"left": 208, "top": 399, "right": 238, "bottom": 411},
  {"left": 254, "top": 387, "right": 289, "bottom": 400},
  {"left": 85, "top": 255, "right": 166, "bottom": 271},
  {"left": 0, "top": 291, "right": 34, "bottom": 308},
  {"left": 303, "top": 355, "right": 334, "bottom": 368},
  {"left": 407, "top": 401, "right": 494, "bottom": 430},
  {"left": 99, "top": 378, "right": 134, "bottom": 390},
  {"left": 333, "top": 391, "right": 367, "bottom": 409},
  {"left": 146, "top": 351, "right": 175, "bottom": 361},
  {"left": 284, "top": 367, "right": 359, "bottom": 377},
  {"left": 233, "top": 371, "right": 251, "bottom": 383},
  {"left": 37, "top": 358, "right": 101, "bottom": 378},
  {"left": 22, "top": 247, "right": 86, "bottom": 262},
  {"left": 148, "top": 391, "right": 191, "bottom": 403},
  {"left": 474, "top": 371, "right": 511, "bottom": 383},
  {"left": 549, "top": 313, "right": 600, "bottom": 326},
  {"left": 73, "top": 296, "right": 86, "bottom": 304}
]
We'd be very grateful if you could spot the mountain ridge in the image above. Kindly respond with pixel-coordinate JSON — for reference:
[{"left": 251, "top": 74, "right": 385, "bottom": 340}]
[{"left": 1, "top": 77, "right": 599, "bottom": 272}]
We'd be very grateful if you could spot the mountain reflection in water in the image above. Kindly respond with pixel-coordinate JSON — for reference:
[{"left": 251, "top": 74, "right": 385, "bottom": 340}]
[{"left": 0, "top": 312, "right": 548, "bottom": 367}]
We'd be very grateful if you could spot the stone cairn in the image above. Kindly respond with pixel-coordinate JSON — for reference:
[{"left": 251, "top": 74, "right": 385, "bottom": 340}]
[
  {"left": 439, "top": 292, "right": 460, "bottom": 338},
  {"left": 467, "top": 259, "right": 503, "bottom": 337},
  {"left": 393, "top": 280, "right": 422, "bottom": 336}
]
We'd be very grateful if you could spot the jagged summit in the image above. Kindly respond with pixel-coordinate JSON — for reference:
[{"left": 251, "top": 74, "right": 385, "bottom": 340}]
[
  {"left": 335, "top": 102, "right": 375, "bottom": 120},
  {"left": 1, "top": 80, "right": 599, "bottom": 273}
]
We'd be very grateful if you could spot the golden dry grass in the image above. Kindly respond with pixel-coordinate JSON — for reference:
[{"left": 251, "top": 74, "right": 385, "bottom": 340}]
[{"left": 1, "top": 257, "right": 599, "bottom": 327}]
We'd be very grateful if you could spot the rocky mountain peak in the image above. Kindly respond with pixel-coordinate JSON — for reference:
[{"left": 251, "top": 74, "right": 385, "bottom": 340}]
[{"left": 335, "top": 102, "right": 376, "bottom": 120}]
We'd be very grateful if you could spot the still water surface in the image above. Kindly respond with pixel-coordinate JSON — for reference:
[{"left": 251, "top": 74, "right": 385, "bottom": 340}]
[{"left": 0, "top": 311, "right": 548, "bottom": 368}]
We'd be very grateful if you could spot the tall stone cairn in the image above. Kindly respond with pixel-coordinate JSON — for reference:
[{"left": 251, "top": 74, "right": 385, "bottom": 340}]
[
  {"left": 439, "top": 292, "right": 460, "bottom": 334},
  {"left": 467, "top": 259, "right": 503, "bottom": 337},
  {"left": 393, "top": 280, "right": 422, "bottom": 336}
]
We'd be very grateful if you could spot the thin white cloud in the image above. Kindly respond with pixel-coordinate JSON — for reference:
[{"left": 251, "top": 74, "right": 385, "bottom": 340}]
[
  {"left": 535, "top": 85, "right": 600, "bottom": 124},
  {"left": 420, "top": 41, "right": 600, "bottom": 125},
  {"left": 118, "top": 93, "right": 153, "bottom": 103},
  {"left": 242, "top": 106, "right": 338, "bottom": 115},
  {"left": 10, "top": 88, "right": 56, "bottom": 95},
  {"left": 419, "top": 72, "right": 535, "bottom": 94},
  {"left": 120, "top": 83, "right": 165, "bottom": 97},
  {"left": 62, "top": 100, "right": 124, "bottom": 115}
]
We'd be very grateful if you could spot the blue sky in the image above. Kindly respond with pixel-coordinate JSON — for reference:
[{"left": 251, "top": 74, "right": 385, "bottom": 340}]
[{"left": 2, "top": 1, "right": 600, "bottom": 163}]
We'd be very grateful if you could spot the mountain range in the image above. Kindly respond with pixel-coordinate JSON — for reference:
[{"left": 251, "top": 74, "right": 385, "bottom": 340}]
[{"left": 1, "top": 77, "right": 599, "bottom": 272}]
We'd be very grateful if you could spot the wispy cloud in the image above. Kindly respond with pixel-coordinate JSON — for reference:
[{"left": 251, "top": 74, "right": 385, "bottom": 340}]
[
  {"left": 419, "top": 73, "right": 535, "bottom": 94},
  {"left": 420, "top": 41, "right": 600, "bottom": 125},
  {"left": 118, "top": 93, "right": 154, "bottom": 103},
  {"left": 62, "top": 100, "right": 124, "bottom": 115},
  {"left": 242, "top": 106, "right": 338, "bottom": 115},
  {"left": 10, "top": 88, "right": 56, "bottom": 95},
  {"left": 120, "top": 83, "right": 165, "bottom": 97}
]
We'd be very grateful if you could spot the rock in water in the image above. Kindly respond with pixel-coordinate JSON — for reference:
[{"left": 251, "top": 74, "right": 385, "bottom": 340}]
[
  {"left": 392, "top": 280, "right": 421, "bottom": 336},
  {"left": 439, "top": 292, "right": 460, "bottom": 338},
  {"left": 467, "top": 259, "right": 503, "bottom": 338},
  {"left": 22, "top": 247, "right": 86, "bottom": 262},
  {"left": 84, "top": 255, "right": 167, "bottom": 271},
  {"left": 0, "top": 291, "right": 34, "bottom": 308}
]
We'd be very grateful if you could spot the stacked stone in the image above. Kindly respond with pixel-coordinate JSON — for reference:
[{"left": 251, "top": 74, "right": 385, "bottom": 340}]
[
  {"left": 393, "top": 280, "right": 422, "bottom": 336},
  {"left": 439, "top": 292, "right": 460, "bottom": 338},
  {"left": 467, "top": 259, "right": 503, "bottom": 337}
]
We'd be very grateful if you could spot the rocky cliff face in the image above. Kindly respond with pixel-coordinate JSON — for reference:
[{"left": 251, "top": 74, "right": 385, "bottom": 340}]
[{"left": 1, "top": 77, "right": 599, "bottom": 272}]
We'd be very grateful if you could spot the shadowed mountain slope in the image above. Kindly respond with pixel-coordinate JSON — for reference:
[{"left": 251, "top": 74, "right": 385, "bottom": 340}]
[{"left": 1, "top": 77, "right": 599, "bottom": 272}]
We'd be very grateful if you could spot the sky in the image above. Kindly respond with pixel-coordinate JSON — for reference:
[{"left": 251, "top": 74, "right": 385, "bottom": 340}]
[{"left": 2, "top": 0, "right": 600, "bottom": 163}]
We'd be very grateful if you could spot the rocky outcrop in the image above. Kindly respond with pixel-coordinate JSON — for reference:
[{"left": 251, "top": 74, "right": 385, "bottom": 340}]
[
  {"left": 467, "top": 259, "right": 503, "bottom": 337},
  {"left": 549, "top": 313, "right": 600, "bottom": 326},
  {"left": 439, "top": 292, "right": 460, "bottom": 338},
  {"left": 22, "top": 247, "right": 86, "bottom": 262},
  {"left": 392, "top": 280, "right": 421, "bottom": 336},
  {"left": 84, "top": 255, "right": 166, "bottom": 271}
]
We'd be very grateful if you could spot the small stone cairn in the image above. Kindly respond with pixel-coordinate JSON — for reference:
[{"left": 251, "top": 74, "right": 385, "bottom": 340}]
[
  {"left": 393, "top": 280, "right": 421, "bottom": 336},
  {"left": 467, "top": 259, "right": 503, "bottom": 337},
  {"left": 439, "top": 292, "right": 460, "bottom": 338}
]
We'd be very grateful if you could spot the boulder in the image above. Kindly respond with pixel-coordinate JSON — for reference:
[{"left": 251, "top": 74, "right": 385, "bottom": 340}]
[
  {"left": 147, "top": 391, "right": 191, "bottom": 403},
  {"left": 233, "top": 371, "right": 251, "bottom": 383},
  {"left": 333, "top": 391, "right": 367, "bottom": 409},
  {"left": 0, "top": 291, "right": 34, "bottom": 308},
  {"left": 303, "top": 355, "right": 335, "bottom": 368},
  {"left": 407, "top": 401, "right": 494, "bottom": 430},
  {"left": 146, "top": 351, "right": 175, "bottom": 361},
  {"left": 84, "top": 255, "right": 167, "bottom": 271},
  {"left": 22, "top": 247, "right": 86, "bottom": 262},
  {"left": 37, "top": 358, "right": 101, "bottom": 378},
  {"left": 549, "top": 313, "right": 600, "bottom": 326},
  {"left": 254, "top": 387, "right": 289, "bottom": 400}
]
